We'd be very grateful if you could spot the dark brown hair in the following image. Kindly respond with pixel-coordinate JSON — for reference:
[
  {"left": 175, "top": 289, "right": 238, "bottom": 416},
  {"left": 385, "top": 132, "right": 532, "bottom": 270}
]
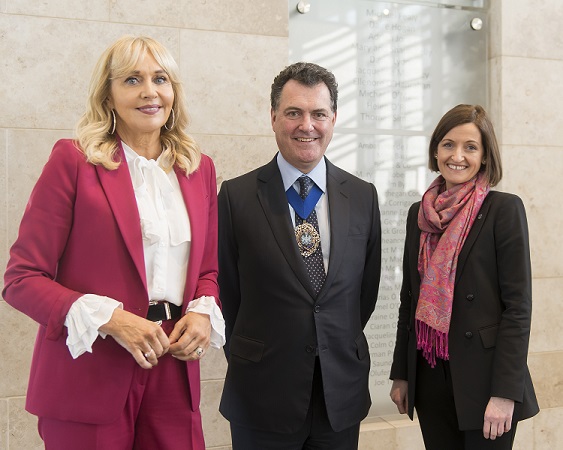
[{"left": 270, "top": 62, "right": 338, "bottom": 113}]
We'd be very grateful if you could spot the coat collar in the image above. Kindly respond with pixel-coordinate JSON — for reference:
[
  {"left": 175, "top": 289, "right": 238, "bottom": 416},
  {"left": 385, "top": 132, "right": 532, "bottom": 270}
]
[
  {"left": 410, "top": 193, "right": 494, "bottom": 285},
  {"left": 95, "top": 141, "right": 206, "bottom": 304},
  {"left": 256, "top": 156, "right": 350, "bottom": 301},
  {"left": 257, "top": 157, "right": 312, "bottom": 295},
  {"left": 174, "top": 164, "right": 206, "bottom": 308},
  {"left": 322, "top": 160, "right": 350, "bottom": 298},
  {"left": 95, "top": 142, "right": 147, "bottom": 291},
  {"left": 455, "top": 192, "right": 493, "bottom": 283}
]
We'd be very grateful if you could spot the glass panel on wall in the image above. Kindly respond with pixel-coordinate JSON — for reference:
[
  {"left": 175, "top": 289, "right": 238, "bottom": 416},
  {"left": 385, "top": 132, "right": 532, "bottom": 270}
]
[
  {"left": 391, "top": 0, "right": 486, "bottom": 7},
  {"left": 289, "top": 0, "right": 488, "bottom": 416}
]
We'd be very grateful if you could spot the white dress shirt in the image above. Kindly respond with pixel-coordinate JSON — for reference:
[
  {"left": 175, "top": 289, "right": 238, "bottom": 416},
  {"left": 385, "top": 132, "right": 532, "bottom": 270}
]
[{"left": 64, "top": 142, "right": 225, "bottom": 358}]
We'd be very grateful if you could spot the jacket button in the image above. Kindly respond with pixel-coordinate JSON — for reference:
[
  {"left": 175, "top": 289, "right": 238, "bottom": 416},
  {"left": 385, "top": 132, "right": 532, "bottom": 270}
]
[
  {"left": 465, "top": 331, "right": 473, "bottom": 339},
  {"left": 306, "top": 345, "right": 315, "bottom": 353},
  {"left": 314, "top": 305, "right": 320, "bottom": 313},
  {"left": 466, "top": 294, "right": 474, "bottom": 301}
]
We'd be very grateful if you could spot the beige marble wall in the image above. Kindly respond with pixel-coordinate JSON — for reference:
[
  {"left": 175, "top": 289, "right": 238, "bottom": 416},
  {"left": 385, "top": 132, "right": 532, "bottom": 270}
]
[
  {"left": 1, "top": 0, "right": 561, "bottom": 449},
  {"left": 487, "top": 0, "right": 563, "bottom": 449}
]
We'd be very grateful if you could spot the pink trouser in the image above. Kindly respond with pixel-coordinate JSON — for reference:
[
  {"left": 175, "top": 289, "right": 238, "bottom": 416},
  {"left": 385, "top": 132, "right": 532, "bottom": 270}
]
[{"left": 38, "top": 321, "right": 204, "bottom": 450}]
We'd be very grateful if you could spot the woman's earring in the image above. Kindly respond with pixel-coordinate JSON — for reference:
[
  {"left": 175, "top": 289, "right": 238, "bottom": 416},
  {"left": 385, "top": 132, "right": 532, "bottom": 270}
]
[
  {"left": 434, "top": 153, "right": 438, "bottom": 159},
  {"left": 164, "top": 109, "right": 175, "bottom": 131},
  {"left": 109, "top": 109, "right": 116, "bottom": 135}
]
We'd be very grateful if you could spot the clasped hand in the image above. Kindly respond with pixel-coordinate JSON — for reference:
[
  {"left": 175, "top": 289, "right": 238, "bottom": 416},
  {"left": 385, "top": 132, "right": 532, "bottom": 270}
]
[{"left": 100, "top": 309, "right": 211, "bottom": 369}]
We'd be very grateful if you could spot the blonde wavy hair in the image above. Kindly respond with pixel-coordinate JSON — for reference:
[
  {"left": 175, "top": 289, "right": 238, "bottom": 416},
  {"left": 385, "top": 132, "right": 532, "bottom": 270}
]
[{"left": 75, "top": 35, "right": 201, "bottom": 174}]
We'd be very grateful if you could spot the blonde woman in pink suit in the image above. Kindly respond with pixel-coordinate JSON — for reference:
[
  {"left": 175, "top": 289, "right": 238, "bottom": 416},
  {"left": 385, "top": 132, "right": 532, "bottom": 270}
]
[{"left": 3, "top": 35, "right": 225, "bottom": 450}]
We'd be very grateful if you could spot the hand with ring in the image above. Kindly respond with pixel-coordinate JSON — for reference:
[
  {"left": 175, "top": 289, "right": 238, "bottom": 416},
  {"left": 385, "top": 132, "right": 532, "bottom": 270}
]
[
  {"left": 99, "top": 308, "right": 169, "bottom": 369},
  {"left": 168, "top": 312, "right": 211, "bottom": 361},
  {"left": 142, "top": 347, "right": 159, "bottom": 367}
]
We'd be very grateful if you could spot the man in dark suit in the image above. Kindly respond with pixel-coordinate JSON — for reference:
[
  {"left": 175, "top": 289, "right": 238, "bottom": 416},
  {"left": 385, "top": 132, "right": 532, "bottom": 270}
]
[{"left": 218, "top": 62, "right": 382, "bottom": 449}]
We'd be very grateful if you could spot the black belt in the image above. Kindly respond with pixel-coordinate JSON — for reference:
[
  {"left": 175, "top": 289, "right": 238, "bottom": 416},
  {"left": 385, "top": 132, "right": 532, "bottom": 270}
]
[{"left": 147, "top": 301, "right": 181, "bottom": 322}]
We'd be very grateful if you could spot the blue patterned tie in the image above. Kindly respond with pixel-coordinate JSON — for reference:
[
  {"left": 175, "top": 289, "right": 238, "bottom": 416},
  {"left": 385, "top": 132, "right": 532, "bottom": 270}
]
[{"left": 295, "top": 176, "right": 326, "bottom": 294}]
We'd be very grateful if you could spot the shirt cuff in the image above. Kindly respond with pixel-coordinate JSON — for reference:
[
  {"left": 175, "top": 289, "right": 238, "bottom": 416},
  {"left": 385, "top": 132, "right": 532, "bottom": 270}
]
[
  {"left": 186, "top": 296, "right": 226, "bottom": 349},
  {"left": 64, "top": 294, "right": 123, "bottom": 359}
]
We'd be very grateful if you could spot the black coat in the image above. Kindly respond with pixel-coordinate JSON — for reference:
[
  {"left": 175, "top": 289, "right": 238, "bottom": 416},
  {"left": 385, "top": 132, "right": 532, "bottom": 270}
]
[
  {"left": 390, "top": 190, "right": 539, "bottom": 430},
  {"left": 218, "top": 156, "right": 381, "bottom": 433}
]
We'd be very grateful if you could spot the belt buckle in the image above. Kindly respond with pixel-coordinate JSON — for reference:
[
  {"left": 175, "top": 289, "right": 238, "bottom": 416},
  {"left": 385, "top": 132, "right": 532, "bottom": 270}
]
[
  {"left": 163, "top": 301, "right": 172, "bottom": 321},
  {"left": 148, "top": 300, "right": 165, "bottom": 326}
]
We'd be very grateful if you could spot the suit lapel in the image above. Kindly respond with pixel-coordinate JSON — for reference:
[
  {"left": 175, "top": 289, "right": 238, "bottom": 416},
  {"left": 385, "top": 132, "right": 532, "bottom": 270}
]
[
  {"left": 318, "top": 160, "right": 349, "bottom": 300},
  {"left": 455, "top": 194, "right": 492, "bottom": 283},
  {"left": 257, "top": 158, "right": 316, "bottom": 299},
  {"left": 175, "top": 165, "right": 205, "bottom": 309},
  {"left": 95, "top": 144, "right": 147, "bottom": 290},
  {"left": 409, "top": 204, "right": 422, "bottom": 305}
]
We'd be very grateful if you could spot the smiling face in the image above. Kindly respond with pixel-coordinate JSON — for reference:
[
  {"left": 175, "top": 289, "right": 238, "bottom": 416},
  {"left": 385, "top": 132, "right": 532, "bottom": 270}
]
[
  {"left": 108, "top": 52, "right": 174, "bottom": 146},
  {"left": 436, "top": 122, "right": 484, "bottom": 190},
  {"left": 271, "top": 80, "right": 337, "bottom": 173}
]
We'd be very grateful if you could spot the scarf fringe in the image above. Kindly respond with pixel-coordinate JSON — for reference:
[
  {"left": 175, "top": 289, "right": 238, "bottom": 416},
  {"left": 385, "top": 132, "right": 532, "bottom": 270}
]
[{"left": 416, "top": 319, "right": 449, "bottom": 368}]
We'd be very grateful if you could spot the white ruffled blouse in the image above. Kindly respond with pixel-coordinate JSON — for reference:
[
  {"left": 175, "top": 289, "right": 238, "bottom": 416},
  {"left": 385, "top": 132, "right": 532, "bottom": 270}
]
[{"left": 64, "top": 141, "right": 225, "bottom": 358}]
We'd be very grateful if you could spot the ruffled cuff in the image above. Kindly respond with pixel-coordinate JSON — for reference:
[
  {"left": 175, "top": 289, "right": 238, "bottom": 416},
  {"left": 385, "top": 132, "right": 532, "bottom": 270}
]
[
  {"left": 186, "top": 296, "right": 226, "bottom": 349},
  {"left": 64, "top": 294, "right": 123, "bottom": 359}
]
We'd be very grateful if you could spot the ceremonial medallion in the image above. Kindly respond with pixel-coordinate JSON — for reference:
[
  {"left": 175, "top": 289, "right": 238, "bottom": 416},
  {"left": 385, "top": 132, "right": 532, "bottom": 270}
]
[{"left": 295, "top": 222, "right": 320, "bottom": 257}]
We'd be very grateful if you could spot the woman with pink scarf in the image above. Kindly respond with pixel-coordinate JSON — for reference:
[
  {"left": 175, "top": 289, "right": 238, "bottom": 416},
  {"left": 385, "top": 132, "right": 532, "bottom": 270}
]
[{"left": 389, "top": 104, "right": 539, "bottom": 449}]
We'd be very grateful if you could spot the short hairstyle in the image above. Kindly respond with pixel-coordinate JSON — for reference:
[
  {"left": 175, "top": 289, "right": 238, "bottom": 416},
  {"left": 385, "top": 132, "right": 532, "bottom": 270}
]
[
  {"left": 428, "top": 104, "right": 502, "bottom": 187},
  {"left": 270, "top": 62, "right": 338, "bottom": 113},
  {"left": 75, "top": 35, "right": 200, "bottom": 174}
]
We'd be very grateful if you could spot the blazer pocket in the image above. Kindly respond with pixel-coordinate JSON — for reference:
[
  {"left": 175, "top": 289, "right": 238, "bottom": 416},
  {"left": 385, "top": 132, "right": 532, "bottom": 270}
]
[
  {"left": 230, "top": 334, "right": 264, "bottom": 363},
  {"left": 355, "top": 333, "right": 369, "bottom": 359},
  {"left": 478, "top": 324, "right": 499, "bottom": 349},
  {"left": 348, "top": 224, "right": 368, "bottom": 237}
]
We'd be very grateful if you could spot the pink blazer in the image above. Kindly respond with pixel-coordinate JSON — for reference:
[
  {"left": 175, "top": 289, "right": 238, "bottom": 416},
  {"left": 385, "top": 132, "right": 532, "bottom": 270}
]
[{"left": 3, "top": 139, "right": 220, "bottom": 424}]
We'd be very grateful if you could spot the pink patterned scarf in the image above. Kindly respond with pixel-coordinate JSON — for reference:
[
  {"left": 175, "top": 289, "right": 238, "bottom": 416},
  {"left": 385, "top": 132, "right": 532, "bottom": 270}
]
[{"left": 416, "top": 173, "right": 489, "bottom": 367}]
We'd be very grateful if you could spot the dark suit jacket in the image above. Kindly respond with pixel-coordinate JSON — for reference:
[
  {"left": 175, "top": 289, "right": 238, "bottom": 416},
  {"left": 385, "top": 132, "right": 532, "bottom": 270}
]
[
  {"left": 218, "top": 155, "right": 381, "bottom": 433},
  {"left": 390, "top": 190, "right": 539, "bottom": 430},
  {"left": 3, "top": 139, "right": 219, "bottom": 429}
]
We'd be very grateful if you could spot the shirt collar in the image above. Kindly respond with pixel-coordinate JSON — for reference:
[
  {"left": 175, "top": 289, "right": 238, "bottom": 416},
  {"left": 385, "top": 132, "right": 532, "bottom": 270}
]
[
  {"left": 276, "top": 152, "right": 327, "bottom": 193},
  {"left": 121, "top": 140, "right": 169, "bottom": 166}
]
